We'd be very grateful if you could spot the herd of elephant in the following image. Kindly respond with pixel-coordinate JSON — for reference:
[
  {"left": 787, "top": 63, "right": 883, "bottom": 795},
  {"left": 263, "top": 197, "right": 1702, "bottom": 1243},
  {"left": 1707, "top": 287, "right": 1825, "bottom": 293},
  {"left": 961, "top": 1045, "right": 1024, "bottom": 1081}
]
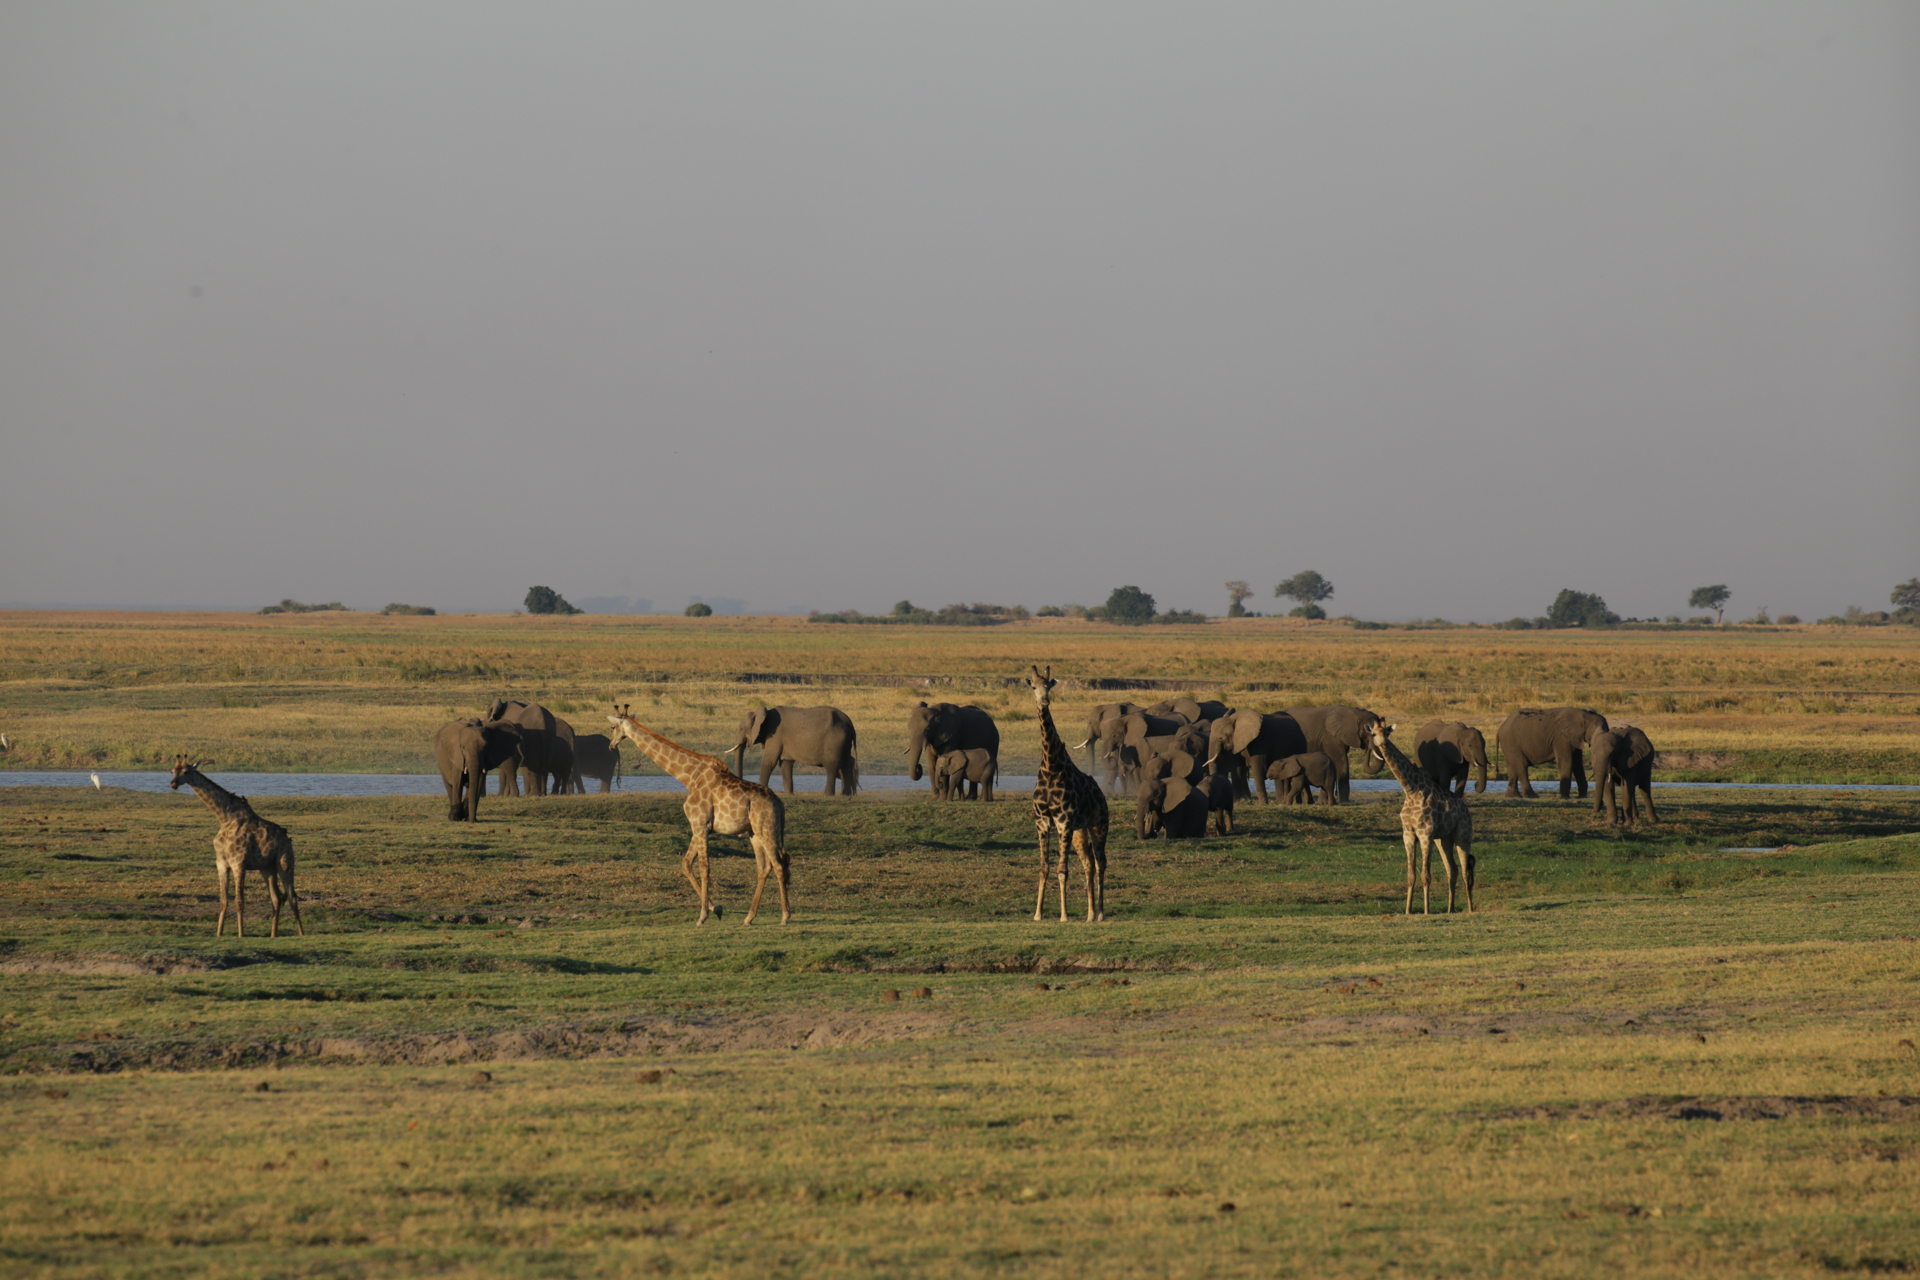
[{"left": 435, "top": 695, "right": 1659, "bottom": 832}]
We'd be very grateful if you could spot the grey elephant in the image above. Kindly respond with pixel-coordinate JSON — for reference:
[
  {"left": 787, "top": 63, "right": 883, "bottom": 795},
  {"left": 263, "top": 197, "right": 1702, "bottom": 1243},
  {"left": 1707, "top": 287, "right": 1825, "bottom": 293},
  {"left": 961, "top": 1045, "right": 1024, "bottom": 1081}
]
[
  {"left": 1590, "top": 726, "right": 1658, "bottom": 825},
  {"left": 731, "top": 705, "right": 859, "bottom": 795},
  {"left": 1281, "top": 706, "right": 1387, "bottom": 801},
  {"left": 906, "top": 703, "right": 1000, "bottom": 793},
  {"left": 1497, "top": 707, "right": 1609, "bottom": 798},
  {"left": 568, "top": 733, "right": 622, "bottom": 793},
  {"left": 1106, "top": 712, "right": 1189, "bottom": 790},
  {"left": 484, "top": 700, "right": 574, "bottom": 796},
  {"left": 1413, "top": 721, "right": 1490, "bottom": 796},
  {"left": 1080, "top": 702, "right": 1145, "bottom": 787},
  {"left": 1198, "top": 772, "right": 1236, "bottom": 834},
  {"left": 433, "top": 719, "right": 522, "bottom": 821},
  {"left": 1267, "top": 752, "right": 1340, "bottom": 805},
  {"left": 1144, "top": 696, "right": 1230, "bottom": 725},
  {"left": 1136, "top": 773, "right": 1211, "bottom": 839},
  {"left": 934, "top": 748, "right": 996, "bottom": 801},
  {"left": 1204, "top": 711, "right": 1311, "bottom": 804}
]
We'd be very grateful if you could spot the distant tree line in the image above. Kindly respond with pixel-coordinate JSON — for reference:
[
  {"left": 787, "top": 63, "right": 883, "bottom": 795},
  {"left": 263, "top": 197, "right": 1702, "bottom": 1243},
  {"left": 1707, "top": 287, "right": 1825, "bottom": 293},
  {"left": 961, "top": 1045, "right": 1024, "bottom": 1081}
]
[{"left": 258, "top": 598, "right": 348, "bottom": 615}]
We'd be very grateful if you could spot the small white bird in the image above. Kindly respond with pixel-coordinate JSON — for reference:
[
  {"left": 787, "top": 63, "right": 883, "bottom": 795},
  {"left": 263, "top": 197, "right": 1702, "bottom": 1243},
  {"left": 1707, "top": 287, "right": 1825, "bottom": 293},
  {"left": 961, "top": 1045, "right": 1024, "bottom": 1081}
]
[
  {"left": 91, "top": 772, "right": 102, "bottom": 790},
  {"left": 1, "top": 733, "right": 10, "bottom": 751}
]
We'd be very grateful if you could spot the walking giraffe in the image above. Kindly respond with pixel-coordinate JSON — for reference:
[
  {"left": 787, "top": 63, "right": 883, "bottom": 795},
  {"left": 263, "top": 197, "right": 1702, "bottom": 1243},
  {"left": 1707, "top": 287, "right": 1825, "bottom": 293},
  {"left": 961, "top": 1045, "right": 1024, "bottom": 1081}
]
[
  {"left": 168, "top": 757, "right": 304, "bottom": 938},
  {"left": 605, "top": 706, "right": 790, "bottom": 925},
  {"left": 1363, "top": 721, "right": 1475, "bottom": 914},
  {"left": 1025, "top": 666, "right": 1109, "bottom": 922}
]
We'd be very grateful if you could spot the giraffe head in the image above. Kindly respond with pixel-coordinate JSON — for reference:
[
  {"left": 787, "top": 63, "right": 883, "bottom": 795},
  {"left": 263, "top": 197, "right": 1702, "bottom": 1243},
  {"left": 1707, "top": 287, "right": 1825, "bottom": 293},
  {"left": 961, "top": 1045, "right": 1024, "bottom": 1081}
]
[
  {"left": 1025, "top": 664, "right": 1056, "bottom": 710},
  {"left": 167, "top": 755, "right": 211, "bottom": 789},
  {"left": 606, "top": 703, "right": 634, "bottom": 736},
  {"left": 1362, "top": 720, "right": 1395, "bottom": 755}
]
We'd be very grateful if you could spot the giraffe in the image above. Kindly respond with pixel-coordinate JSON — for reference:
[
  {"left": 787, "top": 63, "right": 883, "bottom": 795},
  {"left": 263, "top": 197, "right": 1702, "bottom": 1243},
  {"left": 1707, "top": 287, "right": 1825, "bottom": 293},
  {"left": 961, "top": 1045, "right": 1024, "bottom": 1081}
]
[
  {"left": 1363, "top": 721, "right": 1474, "bottom": 914},
  {"left": 168, "top": 756, "right": 304, "bottom": 938},
  {"left": 605, "top": 705, "right": 790, "bottom": 925},
  {"left": 1025, "top": 666, "right": 1110, "bottom": 923}
]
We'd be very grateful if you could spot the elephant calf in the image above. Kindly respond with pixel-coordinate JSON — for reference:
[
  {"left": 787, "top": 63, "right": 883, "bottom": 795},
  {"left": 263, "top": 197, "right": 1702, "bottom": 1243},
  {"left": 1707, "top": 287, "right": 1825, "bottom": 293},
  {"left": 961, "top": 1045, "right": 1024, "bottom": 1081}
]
[
  {"left": 934, "top": 748, "right": 996, "bottom": 801},
  {"left": 1267, "top": 753, "right": 1340, "bottom": 805},
  {"left": 1591, "top": 726, "right": 1658, "bottom": 826},
  {"left": 1137, "top": 774, "right": 1211, "bottom": 839},
  {"left": 1198, "top": 772, "right": 1236, "bottom": 835}
]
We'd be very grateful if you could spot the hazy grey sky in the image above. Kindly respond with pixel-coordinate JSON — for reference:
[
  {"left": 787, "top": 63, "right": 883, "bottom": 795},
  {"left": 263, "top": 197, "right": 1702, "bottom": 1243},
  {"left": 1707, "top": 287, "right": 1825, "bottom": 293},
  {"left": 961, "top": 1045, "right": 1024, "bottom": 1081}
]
[{"left": 4, "top": 2, "right": 1916, "bottom": 621}]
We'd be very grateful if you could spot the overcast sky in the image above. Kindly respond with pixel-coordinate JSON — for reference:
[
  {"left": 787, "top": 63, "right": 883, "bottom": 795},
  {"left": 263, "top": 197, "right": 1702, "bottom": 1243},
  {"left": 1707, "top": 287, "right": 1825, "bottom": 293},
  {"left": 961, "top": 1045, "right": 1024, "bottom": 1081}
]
[{"left": 3, "top": 2, "right": 1915, "bottom": 621}]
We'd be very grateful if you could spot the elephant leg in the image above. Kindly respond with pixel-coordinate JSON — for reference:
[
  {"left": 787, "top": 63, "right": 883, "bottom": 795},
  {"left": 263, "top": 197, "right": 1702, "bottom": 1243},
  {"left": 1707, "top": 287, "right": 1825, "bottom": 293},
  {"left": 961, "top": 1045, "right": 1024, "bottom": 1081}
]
[
  {"left": 1638, "top": 781, "right": 1658, "bottom": 824},
  {"left": 1249, "top": 754, "right": 1271, "bottom": 804},
  {"left": 1335, "top": 753, "right": 1351, "bottom": 802},
  {"left": 1572, "top": 749, "right": 1589, "bottom": 799},
  {"left": 1555, "top": 746, "right": 1575, "bottom": 800},
  {"left": 823, "top": 763, "right": 836, "bottom": 796},
  {"left": 781, "top": 760, "right": 796, "bottom": 795}
]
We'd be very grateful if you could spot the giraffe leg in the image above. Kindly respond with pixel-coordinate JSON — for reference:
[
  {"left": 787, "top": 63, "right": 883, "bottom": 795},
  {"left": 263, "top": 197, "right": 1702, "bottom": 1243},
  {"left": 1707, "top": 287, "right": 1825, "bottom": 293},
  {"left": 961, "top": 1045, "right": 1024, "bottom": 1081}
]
[
  {"left": 1402, "top": 829, "right": 1418, "bottom": 914},
  {"left": 1459, "top": 829, "right": 1475, "bottom": 913},
  {"left": 1033, "top": 827, "right": 1051, "bottom": 921},
  {"left": 1075, "top": 830, "right": 1096, "bottom": 923},
  {"left": 235, "top": 864, "right": 246, "bottom": 938},
  {"left": 286, "top": 872, "right": 306, "bottom": 936},
  {"left": 266, "top": 869, "right": 282, "bottom": 938},
  {"left": 682, "top": 829, "right": 716, "bottom": 924},
  {"left": 215, "top": 864, "right": 230, "bottom": 937},
  {"left": 1421, "top": 833, "right": 1432, "bottom": 915},
  {"left": 1439, "top": 837, "right": 1458, "bottom": 914}
]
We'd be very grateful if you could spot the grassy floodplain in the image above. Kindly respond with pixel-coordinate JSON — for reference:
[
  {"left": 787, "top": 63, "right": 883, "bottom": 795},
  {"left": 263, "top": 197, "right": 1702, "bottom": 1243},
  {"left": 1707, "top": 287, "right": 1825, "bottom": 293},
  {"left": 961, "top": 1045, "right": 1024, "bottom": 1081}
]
[
  {"left": 3, "top": 610, "right": 1919, "bottom": 1275},
  {"left": 1, "top": 609, "right": 1917, "bottom": 781}
]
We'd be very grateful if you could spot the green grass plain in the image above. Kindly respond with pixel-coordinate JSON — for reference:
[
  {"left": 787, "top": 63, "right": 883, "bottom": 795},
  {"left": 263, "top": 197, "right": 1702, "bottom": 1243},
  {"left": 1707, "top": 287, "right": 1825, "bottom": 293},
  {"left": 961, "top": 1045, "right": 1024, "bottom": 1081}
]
[{"left": 3, "top": 779, "right": 1919, "bottom": 1277}]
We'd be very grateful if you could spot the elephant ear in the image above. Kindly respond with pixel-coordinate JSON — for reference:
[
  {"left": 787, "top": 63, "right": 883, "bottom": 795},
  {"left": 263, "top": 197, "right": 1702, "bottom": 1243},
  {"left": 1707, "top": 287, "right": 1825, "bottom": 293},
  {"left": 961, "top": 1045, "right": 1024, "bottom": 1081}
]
[
  {"left": 1230, "top": 711, "right": 1263, "bottom": 756},
  {"left": 1163, "top": 778, "right": 1194, "bottom": 812},
  {"left": 1169, "top": 750, "right": 1197, "bottom": 783},
  {"left": 743, "top": 708, "right": 769, "bottom": 744},
  {"left": 1623, "top": 730, "right": 1654, "bottom": 769},
  {"left": 1271, "top": 757, "right": 1301, "bottom": 779}
]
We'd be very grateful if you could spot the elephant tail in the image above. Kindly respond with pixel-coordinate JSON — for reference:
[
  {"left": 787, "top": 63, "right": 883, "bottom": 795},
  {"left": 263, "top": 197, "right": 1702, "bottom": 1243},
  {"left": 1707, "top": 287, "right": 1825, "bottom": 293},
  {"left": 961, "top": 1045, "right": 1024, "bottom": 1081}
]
[{"left": 843, "top": 755, "right": 860, "bottom": 797}]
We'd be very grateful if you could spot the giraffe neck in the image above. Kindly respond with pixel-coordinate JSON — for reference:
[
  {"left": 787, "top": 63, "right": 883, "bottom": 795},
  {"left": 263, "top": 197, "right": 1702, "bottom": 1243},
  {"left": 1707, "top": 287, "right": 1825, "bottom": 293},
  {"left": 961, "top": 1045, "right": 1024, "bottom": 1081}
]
[
  {"left": 182, "top": 772, "right": 253, "bottom": 823},
  {"left": 611, "top": 716, "right": 719, "bottom": 786},
  {"left": 1376, "top": 736, "right": 1432, "bottom": 795},
  {"left": 1036, "top": 701, "right": 1074, "bottom": 780}
]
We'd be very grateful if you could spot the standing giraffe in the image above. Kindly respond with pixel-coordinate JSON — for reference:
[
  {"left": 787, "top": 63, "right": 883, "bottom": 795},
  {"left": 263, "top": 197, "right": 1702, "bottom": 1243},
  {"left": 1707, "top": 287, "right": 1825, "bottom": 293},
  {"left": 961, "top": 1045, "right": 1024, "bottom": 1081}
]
[
  {"left": 1363, "top": 722, "right": 1474, "bottom": 914},
  {"left": 605, "top": 706, "right": 790, "bottom": 925},
  {"left": 168, "top": 757, "right": 304, "bottom": 938},
  {"left": 1025, "top": 666, "right": 1110, "bottom": 922}
]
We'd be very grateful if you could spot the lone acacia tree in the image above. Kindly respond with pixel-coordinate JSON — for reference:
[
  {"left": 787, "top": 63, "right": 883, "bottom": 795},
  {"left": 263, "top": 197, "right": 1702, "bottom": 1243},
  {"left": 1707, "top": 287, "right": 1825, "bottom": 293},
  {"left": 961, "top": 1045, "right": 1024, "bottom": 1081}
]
[
  {"left": 1892, "top": 577, "right": 1920, "bottom": 616},
  {"left": 524, "top": 586, "right": 581, "bottom": 615},
  {"left": 1689, "top": 584, "right": 1731, "bottom": 624},
  {"left": 1274, "top": 570, "right": 1333, "bottom": 618},
  {"left": 1225, "top": 580, "right": 1253, "bottom": 617}
]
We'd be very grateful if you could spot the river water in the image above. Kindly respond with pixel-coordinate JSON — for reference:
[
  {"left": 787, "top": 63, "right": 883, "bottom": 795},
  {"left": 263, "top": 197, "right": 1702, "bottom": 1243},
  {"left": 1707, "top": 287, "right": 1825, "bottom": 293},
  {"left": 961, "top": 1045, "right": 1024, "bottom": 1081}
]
[{"left": 1, "top": 772, "right": 1914, "bottom": 797}]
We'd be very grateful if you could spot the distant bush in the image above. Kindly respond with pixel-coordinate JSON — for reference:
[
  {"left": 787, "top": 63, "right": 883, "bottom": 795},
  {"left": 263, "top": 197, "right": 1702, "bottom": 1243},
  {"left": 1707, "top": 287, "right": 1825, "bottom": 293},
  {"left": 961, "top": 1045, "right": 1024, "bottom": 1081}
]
[
  {"left": 685, "top": 602, "right": 713, "bottom": 617},
  {"left": 1776, "top": 614, "right": 1801, "bottom": 624},
  {"left": 1152, "top": 610, "right": 1208, "bottom": 625},
  {"left": 1546, "top": 589, "right": 1619, "bottom": 629},
  {"left": 1816, "top": 615, "right": 1847, "bottom": 625},
  {"left": 259, "top": 598, "right": 347, "bottom": 615},
  {"left": 1035, "top": 605, "right": 1065, "bottom": 617},
  {"left": 380, "top": 603, "right": 435, "bottom": 616},
  {"left": 1105, "top": 586, "right": 1157, "bottom": 626},
  {"left": 1500, "top": 617, "right": 1534, "bottom": 630},
  {"left": 524, "top": 586, "right": 581, "bottom": 615},
  {"left": 1687, "top": 615, "right": 1714, "bottom": 625},
  {"left": 1287, "top": 603, "right": 1326, "bottom": 619},
  {"left": 1352, "top": 620, "right": 1388, "bottom": 631},
  {"left": 808, "top": 600, "right": 1010, "bottom": 626}
]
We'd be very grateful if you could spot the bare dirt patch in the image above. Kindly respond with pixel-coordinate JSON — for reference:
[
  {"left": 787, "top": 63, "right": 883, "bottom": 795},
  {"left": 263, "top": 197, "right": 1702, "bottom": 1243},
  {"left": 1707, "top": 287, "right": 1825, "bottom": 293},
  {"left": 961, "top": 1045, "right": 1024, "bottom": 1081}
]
[
  {"left": 1487, "top": 1095, "right": 1920, "bottom": 1122},
  {"left": 0, "top": 954, "right": 227, "bottom": 977}
]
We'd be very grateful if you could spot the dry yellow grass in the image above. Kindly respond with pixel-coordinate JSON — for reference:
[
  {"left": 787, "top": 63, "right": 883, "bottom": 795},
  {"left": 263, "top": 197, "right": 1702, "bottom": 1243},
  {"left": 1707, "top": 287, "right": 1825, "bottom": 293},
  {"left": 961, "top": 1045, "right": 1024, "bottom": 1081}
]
[{"left": 1, "top": 611, "right": 1916, "bottom": 778}]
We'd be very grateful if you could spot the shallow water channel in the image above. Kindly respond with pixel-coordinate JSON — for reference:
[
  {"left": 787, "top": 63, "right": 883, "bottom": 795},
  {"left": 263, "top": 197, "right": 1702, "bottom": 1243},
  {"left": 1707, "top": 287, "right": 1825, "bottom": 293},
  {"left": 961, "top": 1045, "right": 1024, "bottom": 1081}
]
[{"left": 1, "top": 772, "right": 1914, "bottom": 798}]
